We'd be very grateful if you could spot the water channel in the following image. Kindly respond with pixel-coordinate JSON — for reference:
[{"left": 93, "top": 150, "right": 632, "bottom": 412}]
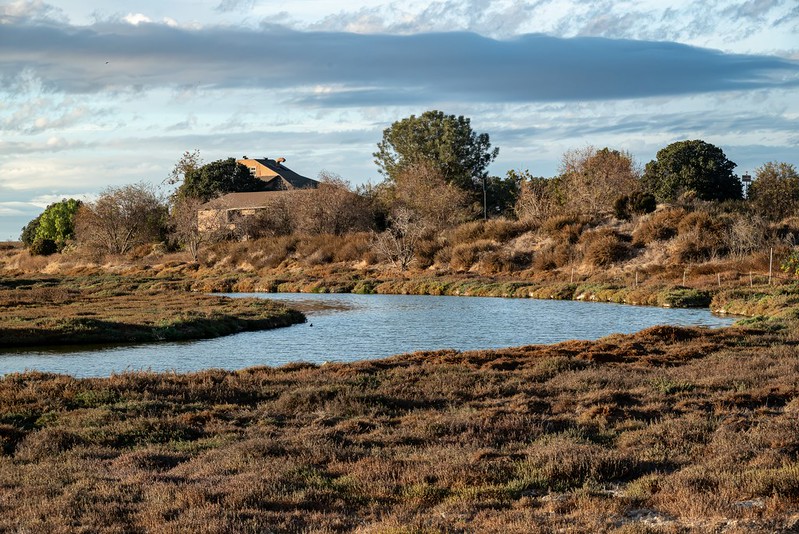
[{"left": 0, "top": 293, "right": 736, "bottom": 377}]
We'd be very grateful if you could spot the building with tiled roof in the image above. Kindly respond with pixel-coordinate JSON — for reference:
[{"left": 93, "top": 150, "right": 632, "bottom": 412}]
[
  {"left": 237, "top": 157, "right": 319, "bottom": 190},
  {"left": 197, "top": 156, "right": 318, "bottom": 235}
]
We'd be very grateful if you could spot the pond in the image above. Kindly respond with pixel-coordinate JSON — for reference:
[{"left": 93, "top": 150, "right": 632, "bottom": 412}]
[{"left": 0, "top": 293, "right": 736, "bottom": 377}]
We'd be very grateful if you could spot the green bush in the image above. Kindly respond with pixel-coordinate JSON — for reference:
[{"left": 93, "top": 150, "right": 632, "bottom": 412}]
[
  {"left": 660, "top": 288, "right": 712, "bottom": 308},
  {"left": 781, "top": 250, "right": 799, "bottom": 276},
  {"left": 29, "top": 238, "right": 58, "bottom": 256},
  {"left": 613, "top": 192, "right": 656, "bottom": 220}
]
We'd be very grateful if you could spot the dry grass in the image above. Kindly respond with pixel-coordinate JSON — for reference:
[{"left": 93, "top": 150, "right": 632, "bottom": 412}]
[
  {"left": 0, "top": 275, "right": 304, "bottom": 347},
  {"left": 580, "top": 228, "right": 631, "bottom": 267},
  {"left": 0, "top": 324, "right": 797, "bottom": 532},
  {"left": 632, "top": 208, "right": 686, "bottom": 246}
]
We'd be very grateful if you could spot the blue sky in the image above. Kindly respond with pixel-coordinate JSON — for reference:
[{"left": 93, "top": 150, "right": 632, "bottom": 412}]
[{"left": 1, "top": 0, "right": 797, "bottom": 239}]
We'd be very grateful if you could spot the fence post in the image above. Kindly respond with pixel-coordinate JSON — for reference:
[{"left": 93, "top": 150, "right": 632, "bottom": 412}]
[
  {"left": 683, "top": 269, "right": 687, "bottom": 286},
  {"left": 769, "top": 248, "right": 774, "bottom": 285},
  {"left": 717, "top": 272, "right": 721, "bottom": 288},
  {"left": 750, "top": 271, "right": 753, "bottom": 287}
]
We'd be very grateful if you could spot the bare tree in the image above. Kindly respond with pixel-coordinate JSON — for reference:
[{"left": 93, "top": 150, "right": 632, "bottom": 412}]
[
  {"left": 373, "top": 207, "right": 425, "bottom": 271},
  {"left": 391, "top": 162, "right": 474, "bottom": 230},
  {"left": 75, "top": 183, "right": 166, "bottom": 255},
  {"left": 560, "top": 146, "right": 640, "bottom": 217},
  {"left": 169, "top": 196, "right": 223, "bottom": 261},
  {"left": 726, "top": 215, "right": 767, "bottom": 258},
  {"left": 294, "top": 172, "right": 373, "bottom": 235},
  {"left": 513, "top": 171, "right": 561, "bottom": 224},
  {"left": 251, "top": 194, "right": 295, "bottom": 237}
]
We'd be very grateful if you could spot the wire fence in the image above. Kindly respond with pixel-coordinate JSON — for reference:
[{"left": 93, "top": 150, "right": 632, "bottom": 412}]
[{"left": 572, "top": 248, "right": 799, "bottom": 290}]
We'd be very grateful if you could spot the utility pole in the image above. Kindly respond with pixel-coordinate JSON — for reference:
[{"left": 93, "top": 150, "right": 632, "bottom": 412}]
[{"left": 482, "top": 176, "right": 487, "bottom": 221}]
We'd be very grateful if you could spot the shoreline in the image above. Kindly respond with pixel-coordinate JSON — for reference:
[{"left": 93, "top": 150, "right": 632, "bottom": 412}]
[
  {"left": 0, "top": 275, "right": 306, "bottom": 349},
  {"left": 1, "top": 270, "right": 798, "bottom": 531},
  {"left": 2, "top": 268, "right": 786, "bottom": 351}
]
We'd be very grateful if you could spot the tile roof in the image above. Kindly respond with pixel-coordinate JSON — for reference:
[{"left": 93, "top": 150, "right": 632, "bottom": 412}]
[{"left": 252, "top": 158, "right": 319, "bottom": 190}]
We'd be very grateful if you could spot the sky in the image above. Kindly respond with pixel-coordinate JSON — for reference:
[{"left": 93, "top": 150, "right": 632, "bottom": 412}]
[{"left": 0, "top": 0, "right": 797, "bottom": 240}]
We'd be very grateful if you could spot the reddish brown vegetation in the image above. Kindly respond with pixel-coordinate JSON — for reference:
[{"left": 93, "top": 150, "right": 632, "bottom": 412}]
[
  {"left": 0, "top": 324, "right": 797, "bottom": 532},
  {"left": 0, "top": 276, "right": 304, "bottom": 347}
]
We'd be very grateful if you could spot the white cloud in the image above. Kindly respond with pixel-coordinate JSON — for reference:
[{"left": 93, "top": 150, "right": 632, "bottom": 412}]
[{"left": 123, "top": 13, "right": 152, "bottom": 25}]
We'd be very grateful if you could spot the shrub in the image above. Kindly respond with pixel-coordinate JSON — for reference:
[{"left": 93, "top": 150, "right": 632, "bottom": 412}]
[
  {"left": 542, "top": 215, "right": 591, "bottom": 244},
  {"left": 632, "top": 207, "right": 686, "bottom": 245},
  {"left": 446, "top": 219, "right": 529, "bottom": 246},
  {"left": 332, "top": 232, "right": 372, "bottom": 263},
  {"left": 29, "top": 238, "right": 58, "bottom": 256},
  {"left": 479, "top": 250, "right": 532, "bottom": 273},
  {"left": 660, "top": 288, "right": 712, "bottom": 308},
  {"left": 671, "top": 211, "right": 730, "bottom": 262},
  {"left": 581, "top": 228, "right": 630, "bottom": 267},
  {"left": 532, "top": 242, "right": 573, "bottom": 271},
  {"left": 676, "top": 211, "right": 713, "bottom": 235},
  {"left": 772, "top": 217, "right": 799, "bottom": 245},
  {"left": 296, "top": 235, "right": 337, "bottom": 266},
  {"left": 631, "top": 191, "right": 657, "bottom": 215},
  {"left": 613, "top": 196, "right": 631, "bottom": 220},
  {"left": 414, "top": 236, "right": 444, "bottom": 269},
  {"left": 726, "top": 215, "right": 768, "bottom": 258},
  {"left": 615, "top": 192, "right": 657, "bottom": 220},
  {"left": 781, "top": 251, "right": 799, "bottom": 276},
  {"left": 449, "top": 240, "right": 498, "bottom": 271}
]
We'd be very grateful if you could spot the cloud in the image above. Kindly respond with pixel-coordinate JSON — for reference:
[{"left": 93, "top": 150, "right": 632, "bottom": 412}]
[
  {"left": 0, "top": 20, "right": 797, "bottom": 106},
  {"left": 0, "top": 201, "right": 35, "bottom": 216},
  {"left": 0, "top": 0, "right": 67, "bottom": 24},
  {"left": 216, "top": 0, "right": 256, "bottom": 13},
  {"left": 300, "top": 0, "right": 798, "bottom": 51},
  {"left": 722, "top": 0, "right": 782, "bottom": 21},
  {"left": 0, "top": 137, "right": 91, "bottom": 154},
  {"left": 123, "top": 13, "right": 152, "bottom": 26},
  {"left": 165, "top": 113, "right": 198, "bottom": 132}
]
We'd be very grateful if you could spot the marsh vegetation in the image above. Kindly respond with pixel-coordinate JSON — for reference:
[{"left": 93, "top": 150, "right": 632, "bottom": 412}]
[{"left": 1, "top": 324, "right": 797, "bottom": 532}]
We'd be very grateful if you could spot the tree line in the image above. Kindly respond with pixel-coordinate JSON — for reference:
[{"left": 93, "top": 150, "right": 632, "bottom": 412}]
[{"left": 19, "top": 110, "right": 799, "bottom": 267}]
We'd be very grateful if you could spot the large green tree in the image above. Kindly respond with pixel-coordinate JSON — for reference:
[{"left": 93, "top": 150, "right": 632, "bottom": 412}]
[
  {"left": 20, "top": 216, "right": 41, "bottom": 247},
  {"left": 373, "top": 110, "right": 499, "bottom": 192},
  {"left": 35, "top": 199, "right": 82, "bottom": 246},
  {"left": 20, "top": 198, "right": 82, "bottom": 253},
  {"left": 641, "top": 140, "right": 741, "bottom": 202},
  {"left": 747, "top": 161, "right": 799, "bottom": 221},
  {"left": 177, "top": 158, "right": 263, "bottom": 201}
]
